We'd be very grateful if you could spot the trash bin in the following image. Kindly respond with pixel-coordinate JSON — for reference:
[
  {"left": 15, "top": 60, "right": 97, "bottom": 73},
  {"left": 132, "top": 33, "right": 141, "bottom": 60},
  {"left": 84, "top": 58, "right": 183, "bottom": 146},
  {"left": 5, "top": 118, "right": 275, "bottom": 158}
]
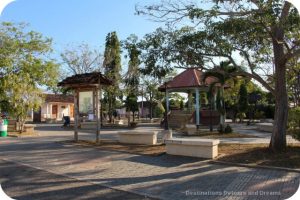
[{"left": 0, "top": 119, "right": 8, "bottom": 137}]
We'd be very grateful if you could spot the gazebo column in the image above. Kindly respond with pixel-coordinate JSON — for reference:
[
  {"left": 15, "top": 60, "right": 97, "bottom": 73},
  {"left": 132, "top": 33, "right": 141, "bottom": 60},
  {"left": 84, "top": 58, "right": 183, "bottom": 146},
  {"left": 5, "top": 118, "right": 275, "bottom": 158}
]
[
  {"left": 188, "top": 91, "right": 193, "bottom": 113},
  {"left": 195, "top": 88, "right": 200, "bottom": 129},
  {"left": 73, "top": 90, "right": 79, "bottom": 142}
]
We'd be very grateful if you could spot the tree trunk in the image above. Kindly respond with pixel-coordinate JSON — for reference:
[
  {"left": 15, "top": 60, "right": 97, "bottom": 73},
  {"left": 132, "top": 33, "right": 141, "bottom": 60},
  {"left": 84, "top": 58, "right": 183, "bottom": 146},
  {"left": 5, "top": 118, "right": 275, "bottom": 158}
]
[
  {"left": 269, "top": 27, "right": 288, "bottom": 152},
  {"left": 18, "top": 116, "right": 25, "bottom": 133},
  {"left": 128, "top": 111, "right": 131, "bottom": 127},
  {"left": 150, "top": 95, "right": 153, "bottom": 119},
  {"left": 133, "top": 111, "right": 135, "bottom": 122},
  {"left": 108, "top": 98, "right": 112, "bottom": 123}
]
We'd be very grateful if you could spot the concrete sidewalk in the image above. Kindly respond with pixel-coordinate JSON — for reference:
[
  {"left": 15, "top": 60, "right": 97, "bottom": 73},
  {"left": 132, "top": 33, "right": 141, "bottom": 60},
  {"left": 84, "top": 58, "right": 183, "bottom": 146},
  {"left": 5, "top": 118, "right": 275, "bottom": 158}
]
[
  {"left": 0, "top": 134, "right": 299, "bottom": 200},
  {"left": 0, "top": 159, "right": 152, "bottom": 200}
]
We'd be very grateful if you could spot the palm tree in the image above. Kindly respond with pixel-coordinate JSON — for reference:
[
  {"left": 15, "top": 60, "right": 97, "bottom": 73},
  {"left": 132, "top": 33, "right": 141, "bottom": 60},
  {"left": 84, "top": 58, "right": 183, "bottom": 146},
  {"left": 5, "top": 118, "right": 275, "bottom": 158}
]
[{"left": 203, "top": 61, "right": 237, "bottom": 126}]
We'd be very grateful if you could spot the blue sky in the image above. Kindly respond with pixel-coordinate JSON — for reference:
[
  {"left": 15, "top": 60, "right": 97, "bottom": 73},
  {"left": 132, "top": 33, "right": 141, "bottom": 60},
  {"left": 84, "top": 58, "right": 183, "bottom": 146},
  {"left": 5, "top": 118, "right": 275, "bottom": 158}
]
[{"left": 0, "top": 0, "right": 162, "bottom": 59}]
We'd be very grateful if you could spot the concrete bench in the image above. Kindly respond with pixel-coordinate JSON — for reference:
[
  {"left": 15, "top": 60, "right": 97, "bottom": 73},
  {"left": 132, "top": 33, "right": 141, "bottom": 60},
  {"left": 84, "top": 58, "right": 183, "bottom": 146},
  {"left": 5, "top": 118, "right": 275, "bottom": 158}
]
[
  {"left": 24, "top": 124, "right": 35, "bottom": 134},
  {"left": 118, "top": 131, "right": 158, "bottom": 145},
  {"left": 165, "top": 138, "right": 220, "bottom": 159},
  {"left": 257, "top": 123, "right": 273, "bottom": 132},
  {"left": 114, "top": 120, "right": 124, "bottom": 125},
  {"left": 185, "top": 124, "right": 197, "bottom": 135}
]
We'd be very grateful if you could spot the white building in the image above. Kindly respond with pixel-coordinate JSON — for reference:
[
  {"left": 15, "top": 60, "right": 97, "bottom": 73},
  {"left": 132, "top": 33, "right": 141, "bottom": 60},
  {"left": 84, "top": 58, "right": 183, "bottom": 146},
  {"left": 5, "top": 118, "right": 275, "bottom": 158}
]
[{"left": 33, "top": 94, "right": 74, "bottom": 122}]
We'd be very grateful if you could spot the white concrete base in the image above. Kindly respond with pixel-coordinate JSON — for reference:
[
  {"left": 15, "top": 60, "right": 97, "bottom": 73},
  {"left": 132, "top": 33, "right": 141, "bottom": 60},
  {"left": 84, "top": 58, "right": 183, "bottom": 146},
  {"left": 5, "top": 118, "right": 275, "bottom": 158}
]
[
  {"left": 186, "top": 124, "right": 197, "bottom": 135},
  {"left": 257, "top": 123, "right": 273, "bottom": 132},
  {"left": 161, "top": 129, "right": 173, "bottom": 143},
  {"left": 165, "top": 138, "right": 220, "bottom": 159},
  {"left": 24, "top": 124, "right": 35, "bottom": 134},
  {"left": 114, "top": 120, "right": 124, "bottom": 125},
  {"left": 118, "top": 131, "right": 158, "bottom": 145}
]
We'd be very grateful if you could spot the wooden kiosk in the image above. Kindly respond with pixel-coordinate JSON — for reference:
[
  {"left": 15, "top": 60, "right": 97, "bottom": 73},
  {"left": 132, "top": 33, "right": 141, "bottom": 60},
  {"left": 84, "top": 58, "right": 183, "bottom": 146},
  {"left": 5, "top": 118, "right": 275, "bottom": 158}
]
[{"left": 58, "top": 72, "right": 112, "bottom": 143}]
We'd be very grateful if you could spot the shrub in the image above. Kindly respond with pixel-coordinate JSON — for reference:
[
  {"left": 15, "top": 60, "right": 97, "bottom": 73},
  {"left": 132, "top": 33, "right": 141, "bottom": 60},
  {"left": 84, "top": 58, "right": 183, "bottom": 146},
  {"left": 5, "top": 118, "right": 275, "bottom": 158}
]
[
  {"left": 254, "top": 110, "right": 265, "bottom": 120},
  {"left": 129, "top": 122, "right": 138, "bottom": 128},
  {"left": 288, "top": 107, "right": 300, "bottom": 141},
  {"left": 218, "top": 124, "right": 233, "bottom": 134},
  {"left": 154, "top": 104, "right": 165, "bottom": 118},
  {"left": 289, "top": 129, "right": 300, "bottom": 141},
  {"left": 224, "top": 124, "right": 233, "bottom": 133}
]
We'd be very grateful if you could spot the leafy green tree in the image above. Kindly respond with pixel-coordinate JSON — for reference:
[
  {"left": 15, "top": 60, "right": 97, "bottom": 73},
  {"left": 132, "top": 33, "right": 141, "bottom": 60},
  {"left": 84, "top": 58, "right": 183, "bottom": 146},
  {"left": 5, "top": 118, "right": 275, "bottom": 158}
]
[
  {"left": 288, "top": 106, "right": 300, "bottom": 140},
  {"left": 287, "top": 58, "right": 300, "bottom": 106},
  {"left": 138, "top": 28, "right": 175, "bottom": 79},
  {"left": 103, "top": 31, "right": 122, "bottom": 122},
  {"left": 123, "top": 35, "right": 141, "bottom": 95},
  {"left": 203, "top": 61, "right": 237, "bottom": 126},
  {"left": 125, "top": 93, "right": 139, "bottom": 123},
  {"left": 0, "top": 22, "right": 58, "bottom": 131},
  {"left": 238, "top": 83, "right": 249, "bottom": 122},
  {"left": 137, "top": 0, "right": 300, "bottom": 152},
  {"left": 142, "top": 77, "right": 164, "bottom": 119}
]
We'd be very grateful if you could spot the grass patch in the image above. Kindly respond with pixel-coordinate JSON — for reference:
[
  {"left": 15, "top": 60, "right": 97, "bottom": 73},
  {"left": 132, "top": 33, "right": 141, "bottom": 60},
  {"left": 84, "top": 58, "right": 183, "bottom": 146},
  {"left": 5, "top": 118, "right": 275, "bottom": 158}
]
[{"left": 218, "top": 143, "right": 300, "bottom": 169}]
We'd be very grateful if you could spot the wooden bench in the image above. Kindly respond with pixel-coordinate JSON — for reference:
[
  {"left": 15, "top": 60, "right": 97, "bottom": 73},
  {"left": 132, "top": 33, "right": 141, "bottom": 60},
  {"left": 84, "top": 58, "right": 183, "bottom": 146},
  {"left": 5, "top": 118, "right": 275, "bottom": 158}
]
[
  {"left": 165, "top": 138, "right": 220, "bottom": 159},
  {"left": 117, "top": 131, "right": 158, "bottom": 145}
]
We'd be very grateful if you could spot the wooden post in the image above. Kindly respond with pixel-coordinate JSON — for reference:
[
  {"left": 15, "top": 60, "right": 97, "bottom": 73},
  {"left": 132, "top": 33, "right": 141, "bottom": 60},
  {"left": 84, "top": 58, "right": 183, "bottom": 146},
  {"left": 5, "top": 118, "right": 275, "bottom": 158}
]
[
  {"left": 73, "top": 90, "right": 79, "bottom": 142},
  {"left": 95, "top": 78, "right": 101, "bottom": 143}
]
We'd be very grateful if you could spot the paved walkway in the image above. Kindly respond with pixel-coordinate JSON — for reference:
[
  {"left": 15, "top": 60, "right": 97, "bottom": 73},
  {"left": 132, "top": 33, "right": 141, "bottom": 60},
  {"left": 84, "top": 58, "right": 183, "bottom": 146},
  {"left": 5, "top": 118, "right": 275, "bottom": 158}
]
[
  {"left": 0, "top": 124, "right": 299, "bottom": 200},
  {"left": 0, "top": 159, "right": 152, "bottom": 200}
]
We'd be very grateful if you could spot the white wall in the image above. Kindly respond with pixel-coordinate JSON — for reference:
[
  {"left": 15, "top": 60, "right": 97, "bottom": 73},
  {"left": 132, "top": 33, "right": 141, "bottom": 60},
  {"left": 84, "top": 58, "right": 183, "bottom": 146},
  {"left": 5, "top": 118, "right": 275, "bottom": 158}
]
[{"left": 41, "top": 103, "right": 73, "bottom": 121}]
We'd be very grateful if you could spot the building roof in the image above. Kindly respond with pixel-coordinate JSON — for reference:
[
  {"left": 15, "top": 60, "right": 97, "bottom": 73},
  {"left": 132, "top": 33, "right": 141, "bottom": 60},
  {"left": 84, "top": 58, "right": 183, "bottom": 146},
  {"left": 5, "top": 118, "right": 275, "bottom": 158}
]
[
  {"left": 58, "top": 72, "right": 112, "bottom": 89},
  {"left": 45, "top": 94, "right": 74, "bottom": 103},
  {"left": 158, "top": 68, "right": 218, "bottom": 91}
]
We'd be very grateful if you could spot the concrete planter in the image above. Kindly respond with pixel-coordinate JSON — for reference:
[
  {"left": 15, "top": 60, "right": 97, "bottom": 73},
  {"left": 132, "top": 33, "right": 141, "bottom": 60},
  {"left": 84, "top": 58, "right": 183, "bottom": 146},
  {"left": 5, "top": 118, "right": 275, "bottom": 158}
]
[
  {"left": 165, "top": 138, "right": 220, "bottom": 159},
  {"left": 118, "top": 131, "right": 158, "bottom": 145}
]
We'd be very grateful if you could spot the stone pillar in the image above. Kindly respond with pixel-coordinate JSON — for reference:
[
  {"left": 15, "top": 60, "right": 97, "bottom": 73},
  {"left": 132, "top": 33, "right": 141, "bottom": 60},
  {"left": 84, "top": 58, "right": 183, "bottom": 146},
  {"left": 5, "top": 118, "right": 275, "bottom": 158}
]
[
  {"left": 195, "top": 88, "right": 200, "bottom": 128},
  {"left": 46, "top": 104, "right": 49, "bottom": 119},
  {"left": 73, "top": 90, "right": 79, "bottom": 142}
]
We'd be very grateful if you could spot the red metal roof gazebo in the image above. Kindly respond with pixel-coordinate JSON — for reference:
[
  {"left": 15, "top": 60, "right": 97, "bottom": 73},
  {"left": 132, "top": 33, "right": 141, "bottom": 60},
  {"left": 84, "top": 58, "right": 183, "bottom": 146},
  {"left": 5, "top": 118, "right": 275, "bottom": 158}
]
[
  {"left": 158, "top": 68, "right": 221, "bottom": 128},
  {"left": 158, "top": 68, "right": 219, "bottom": 92}
]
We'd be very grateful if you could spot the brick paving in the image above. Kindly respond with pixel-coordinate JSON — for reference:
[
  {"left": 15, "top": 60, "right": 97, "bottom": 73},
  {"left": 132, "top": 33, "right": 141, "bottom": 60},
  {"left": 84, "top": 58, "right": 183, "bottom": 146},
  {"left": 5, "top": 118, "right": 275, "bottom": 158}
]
[
  {"left": 0, "top": 159, "right": 152, "bottom": 200},
  {"left": 0, "top": 124, "right": 299, "bottom": 200}
]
